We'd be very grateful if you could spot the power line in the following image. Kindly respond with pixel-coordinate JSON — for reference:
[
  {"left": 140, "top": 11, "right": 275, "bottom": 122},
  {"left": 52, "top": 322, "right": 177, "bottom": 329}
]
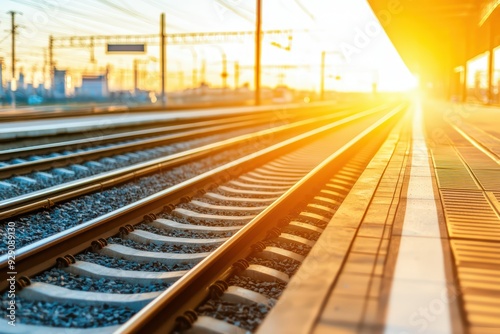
[
  {"left": 49, "top": 29, "right": 295, "bottom": 48},
  {"left": 0, "top": 32, "right": 11, "bottom": 44},
  {"left": 14, "top": 0, "right": 155, "bottom": 35},
  {"left": 214, "top": 0, "right": 253, "bottom": 25},
  {"left": 142, "top": 0, "right": 213, "bottom": 30},
  {"left": 95, "top": 0, "right": 162, "bottom": 26},
  {"left": 293, "top": 0, "right": 316, "bottom": 22}
]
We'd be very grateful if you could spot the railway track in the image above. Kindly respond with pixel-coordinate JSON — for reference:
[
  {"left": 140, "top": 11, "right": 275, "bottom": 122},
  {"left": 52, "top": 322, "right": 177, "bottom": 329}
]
[
  {"left": 0, "top": 102, "right": 406, "bottom": 332},
  {"left": 0, "top": 102, "right": 365, "bottom": 201},
  {"left": 0, "top": 103, "right": 390, "bottom": 228},
  {"left": 0, "top": 116, "right": 281, "bottom": 200},
  {"left": 0, "top": 102, "right": 358, "bottom": 145}
]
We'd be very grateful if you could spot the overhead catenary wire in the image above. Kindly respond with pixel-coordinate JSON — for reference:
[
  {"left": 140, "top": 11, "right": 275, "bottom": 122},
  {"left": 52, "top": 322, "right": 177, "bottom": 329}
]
[{"left": 293, "top": 0, "right": 316, "bottom": 22}]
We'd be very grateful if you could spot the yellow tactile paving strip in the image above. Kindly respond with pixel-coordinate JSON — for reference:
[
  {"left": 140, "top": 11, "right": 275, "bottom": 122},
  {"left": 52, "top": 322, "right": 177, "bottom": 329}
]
[
  {"left": 427, "top": 106, "right": 500, "bottom": 332},
  {"left": 440, "top": 190, "right": 500, "bottom": 241}
]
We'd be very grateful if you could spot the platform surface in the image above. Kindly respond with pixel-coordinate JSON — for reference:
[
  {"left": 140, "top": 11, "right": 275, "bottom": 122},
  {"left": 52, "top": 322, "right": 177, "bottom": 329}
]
[{"left": 257, "top": 99, "right": 500, "bottom": 334}]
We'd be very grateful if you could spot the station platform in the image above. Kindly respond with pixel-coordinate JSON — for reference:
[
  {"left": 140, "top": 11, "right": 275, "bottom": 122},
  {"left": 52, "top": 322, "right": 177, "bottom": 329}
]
[
  {"left": 0, "top": 103, "right": 299, "bottom": 140},
  {"left": 257, "top": 99, "right": 500, "bottom": 334}
]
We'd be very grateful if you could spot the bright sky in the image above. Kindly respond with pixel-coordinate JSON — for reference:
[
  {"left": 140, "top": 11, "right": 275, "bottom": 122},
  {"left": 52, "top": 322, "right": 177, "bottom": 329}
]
[{"left": 0, "top": 0, "right": 417, "bottom": 92}]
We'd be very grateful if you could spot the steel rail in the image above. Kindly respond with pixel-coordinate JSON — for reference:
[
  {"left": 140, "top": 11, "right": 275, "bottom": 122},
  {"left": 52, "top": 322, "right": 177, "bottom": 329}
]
[
  {"left": 0, "top": 101, "right": 346, "bottom": 140},
  {"left": 0, "top": 102, "right": 405, "bottom": 292},
  {"left": 0, "top": 113, "right": 277, "bottom": 161},
  {"left": 0, "top": 102, "right": 358, "bottom": 175},
  {"left": 0, "top": 103, "right": 391, "bottom": 221},
  {"left": 0, "top": 117, "right": 272, "bottom": 179},
  {"left": 0, "top": 100, "right": 290, "bottom": 123},
  {"left": 116, "top": 103, "right": 406, "bottom": 334}
]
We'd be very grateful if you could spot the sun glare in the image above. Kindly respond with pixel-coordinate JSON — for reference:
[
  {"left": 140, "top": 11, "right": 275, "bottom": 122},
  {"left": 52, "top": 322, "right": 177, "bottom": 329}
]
[{"left": 1, "top": 0, "right": 418, "bottom": 96}]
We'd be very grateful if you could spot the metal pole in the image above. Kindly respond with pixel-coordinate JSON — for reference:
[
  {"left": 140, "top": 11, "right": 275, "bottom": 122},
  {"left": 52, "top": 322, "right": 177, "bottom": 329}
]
[
  {"left": 255, "top": 0, "right": 262, "bottom": 105},
  {"left": 235, "top": 61, "right": 240, "bottom": 89},
  {"left": 201, "top": 59, "right": 206, "bottom": 84},
  {"left": 11, "top": 13, "right": 15, "bottom": 82},
  {"left": 133, "top": 59, "right": 138, "bottom": 93},
  {"left": 461, "top": 22, "right": 470, "bottom": 103},
  {"left": 49, "top": 35, "right": 54, "bottom": 94},
  {"left": 487, "top": 19, "right": 494, "bottom": 104},
  {"left": 8, "top": 11, "right": 20, "bottom": 82},
  {"left": 0, "top": 58, "right": 4, "bottom": 97},
  {"left": 90, "top": 36, "right": 95, "bottom": 63},
  {"left": 160, "top": 13, "right": 166, "bottom": 105},
  {"left": 320, "top": 51, "right": 325, "bottom": 101},
  {"left": 191, "top": 48, "right": 197, "bottom": 88},
  {"left": 222, "top": 51, "right": 227, "bottom": 88}
]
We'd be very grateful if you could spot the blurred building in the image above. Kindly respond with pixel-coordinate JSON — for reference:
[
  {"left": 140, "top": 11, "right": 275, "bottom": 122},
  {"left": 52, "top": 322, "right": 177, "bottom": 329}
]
[
  {"left": 79, "top": 74, "right": 108, "bottom": 98},
  {"left": 53, "top": 69, "right": 67, "bottom": 99},
  {"left": 18, "top": 72, "right": 25, "bottom": 91},
  {"left": 0, "top": 58, "right": 4, "bottom": 98}
]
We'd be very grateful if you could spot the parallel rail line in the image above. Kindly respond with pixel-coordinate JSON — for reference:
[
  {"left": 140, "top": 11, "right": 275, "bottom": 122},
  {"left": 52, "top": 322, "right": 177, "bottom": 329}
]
[{"left": 0, "top": 102, "right": 406, "bottom": 333}]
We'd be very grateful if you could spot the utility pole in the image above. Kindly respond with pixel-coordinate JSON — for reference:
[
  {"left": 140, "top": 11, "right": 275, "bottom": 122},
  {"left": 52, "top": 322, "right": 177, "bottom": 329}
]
[
  {"left": 160, "top": 13, "right": 166, "bottom": 106},
  {"left": 320, "top": 51, "right": 325, "bottom": 101},
  {"left": 234, "top": 61, "right": 240, "bottom": 89},
  {"left": 0, "top": 57, "right": 4, "bottom": 97},
  {"left": 43, "top": 48, "right": 47, "bottom": 87},
  {"left": 255, "top": 0, "right": 262, "bottom": 105},
  {"left": 487, "top": 19, "right": 494, "bottom": 104},
  {"left": 133, "top": 59, "right": 138, "bottom": 93},
  {"left": 201, "top": 59, "right": 206, "bottom": 84},
  {"left": 221, "top": 52, "right": 227, "bottom": 88},
  {"left": 8, "top": 11, "right": 21, "bottom": 83},
  {"left": 49, "top": 35, "right": 54, "bottom": 94},
  {"left": 90, "top": 36, "right": 96, "bottom": 64}
]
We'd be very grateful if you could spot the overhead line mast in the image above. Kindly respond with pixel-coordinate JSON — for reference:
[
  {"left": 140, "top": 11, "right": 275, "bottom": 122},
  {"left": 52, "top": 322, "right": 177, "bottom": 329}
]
[{"left": 7, "top": 11, "right": 22, "bottom": 83}]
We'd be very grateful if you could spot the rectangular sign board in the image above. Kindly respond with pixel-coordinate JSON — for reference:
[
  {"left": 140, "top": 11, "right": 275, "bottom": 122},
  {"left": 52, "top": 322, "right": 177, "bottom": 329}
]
[{"left": 107, "top": 44, "right": 146, "bottom": 53}]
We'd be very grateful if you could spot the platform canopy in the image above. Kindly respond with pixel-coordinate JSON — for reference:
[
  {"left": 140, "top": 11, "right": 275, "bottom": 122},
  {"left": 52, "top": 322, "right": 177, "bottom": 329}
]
[{"left": 367, "top": 0, "right": 499, "bottom": 95}]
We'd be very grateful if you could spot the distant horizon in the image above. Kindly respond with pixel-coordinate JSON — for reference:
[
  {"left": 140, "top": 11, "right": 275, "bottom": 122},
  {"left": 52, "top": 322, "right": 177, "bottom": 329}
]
[{"left": 0, "top": 0, "right": 417, "bottom": 93}]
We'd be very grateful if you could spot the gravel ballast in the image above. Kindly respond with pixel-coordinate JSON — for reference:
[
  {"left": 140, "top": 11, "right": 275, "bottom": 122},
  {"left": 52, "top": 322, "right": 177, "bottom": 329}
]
[
  {"left": 263, "top": 240, "right": 311, "bottom": 256},
  {"left": 0, "top": 143, "right": 277, "bottom": 254},
  {"left": 32, "top": 268, "right": 171, "bottom": 293},
  {"left": 0, "top": 124, "right": 278, "bottom": 201},
  {"left": 135, "top": 223, "right": 234, "bottom": 239},
  {"left": 227, "top": 275, "right": 286, "bottom": 299},
  {"left": 75, "top": 252, "right": 194, "bottom": 272},
  {"left": 197, "top": 299, "right": 272, "bottom": 332},
  {"left": 0, "top": 297, "right": 136, "bottom": 328},
  {"left": 108, "top": 237, "right": 219, "bottom": 254}
]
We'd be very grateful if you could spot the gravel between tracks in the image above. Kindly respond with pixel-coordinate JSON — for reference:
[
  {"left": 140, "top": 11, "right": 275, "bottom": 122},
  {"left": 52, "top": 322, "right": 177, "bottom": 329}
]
[
  {"left": 194, "top": 196, "right": 272, "bottom": 207},
  {"left": 247, "top": 256, "right": 300, "bottom": 276},
  {"left": 227, "top": 275, "right": 285, "bottom": 299},
  {"left": 197, "top": 299, "right": 272, "bottom": 332},
  {"left": 263, "top": 240, "right": 311, "bottom": 256},
  {"left": 176, "top": 201, "right": 264, "bottom": 216},
  {"left": 0, "top": 124, "right": 277, "bottom": 201},
  {"left": 0, "top": 141, "right": 278, "bottom": 254},
  {"left": 282, "top": 227, "right": 320, "bottom": 241},
  {"left": 75, "top": 252, "right": 194, "bottom": 272},
  {"left": 32, "top": 268, "right": 171, "bottom": 293},
  {"left": 158, "top": 213, "right": 248, "bottom": 228},
  {"left": 211, "top": 187, "right": 279, "bottom": 199},
  {"left": 135, "top": 223, "right": 234, "bottom": 239},
  {"left": 108, "top": 237, "right": 219, "bottom": 254},
  {"left": 0, "top": 297, "right": 136, "bottom": 328}
]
